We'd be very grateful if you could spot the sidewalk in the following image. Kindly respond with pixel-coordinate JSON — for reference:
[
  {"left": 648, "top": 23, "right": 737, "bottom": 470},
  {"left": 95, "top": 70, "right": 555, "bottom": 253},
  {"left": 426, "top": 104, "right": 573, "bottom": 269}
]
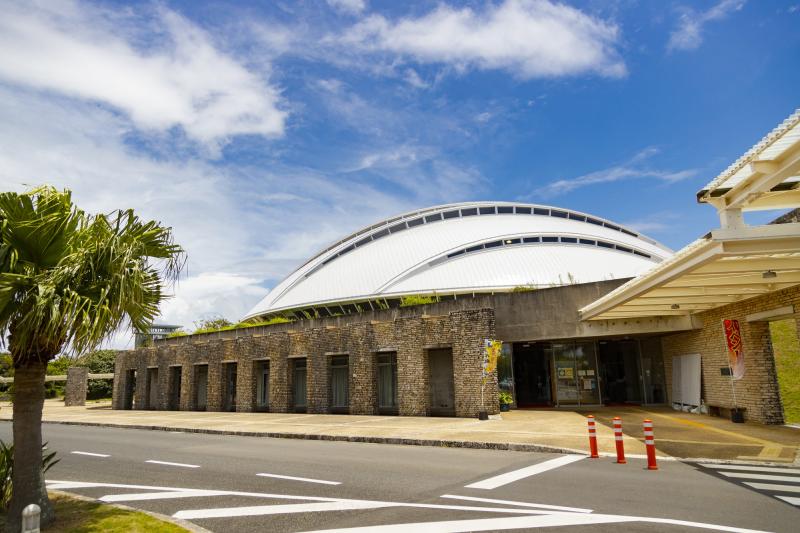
[{"left": 1, "top": 401, "right": 797, "bottom": 463}]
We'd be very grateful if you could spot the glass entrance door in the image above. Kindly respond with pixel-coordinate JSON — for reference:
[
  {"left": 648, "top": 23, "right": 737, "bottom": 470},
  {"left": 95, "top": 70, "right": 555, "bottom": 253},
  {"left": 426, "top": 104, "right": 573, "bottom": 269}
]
[{"left": 552, "top": 342, "right": 601, "bottom": 406}]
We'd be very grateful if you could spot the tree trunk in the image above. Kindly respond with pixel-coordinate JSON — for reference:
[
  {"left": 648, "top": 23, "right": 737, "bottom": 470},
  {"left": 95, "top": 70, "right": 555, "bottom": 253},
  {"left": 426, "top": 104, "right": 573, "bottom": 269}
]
[{"left": 8, "top": 359, "right": 54, "bottom": 530}]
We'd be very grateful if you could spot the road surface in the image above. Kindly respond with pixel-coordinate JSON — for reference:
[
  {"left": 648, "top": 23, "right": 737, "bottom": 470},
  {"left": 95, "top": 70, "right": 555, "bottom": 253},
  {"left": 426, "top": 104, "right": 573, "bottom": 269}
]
[{"left": 0, "top": 422, "right": 797, "bottom": 532}]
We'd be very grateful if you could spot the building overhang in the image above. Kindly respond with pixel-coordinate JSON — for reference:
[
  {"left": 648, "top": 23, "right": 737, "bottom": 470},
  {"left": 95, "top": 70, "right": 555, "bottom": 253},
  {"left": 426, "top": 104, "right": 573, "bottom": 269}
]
[
  {"left": 697, "top": 109, "right": 800, "bottom": 214},
  {"left": 580, "top": 223, "right": 800, "bottom": 320}
]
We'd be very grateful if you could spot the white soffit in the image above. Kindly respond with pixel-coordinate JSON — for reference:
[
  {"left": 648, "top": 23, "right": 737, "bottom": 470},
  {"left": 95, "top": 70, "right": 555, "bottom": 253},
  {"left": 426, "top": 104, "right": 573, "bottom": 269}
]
[
  {"left": 697, "top": 109, "right": 800, "bottom": 211},
  {"left": 580, "top": 223, "right": 800, "bottom": 320}
]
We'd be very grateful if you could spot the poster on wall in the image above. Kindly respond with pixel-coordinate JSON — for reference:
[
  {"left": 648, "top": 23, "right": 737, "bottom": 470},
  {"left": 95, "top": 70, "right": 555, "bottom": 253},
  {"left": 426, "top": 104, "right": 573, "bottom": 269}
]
[{"left": 723, "top": 319, "right": 745, "bottom": 380}]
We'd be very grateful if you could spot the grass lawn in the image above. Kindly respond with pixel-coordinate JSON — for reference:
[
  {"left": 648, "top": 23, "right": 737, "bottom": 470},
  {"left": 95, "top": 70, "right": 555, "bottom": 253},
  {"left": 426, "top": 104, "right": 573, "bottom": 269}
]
[
  {"left": 1, "top": 493, "right": 188, "bottom": 532},
  {"left": 770, "top": 319, "right": 800, "bottom": 425}
]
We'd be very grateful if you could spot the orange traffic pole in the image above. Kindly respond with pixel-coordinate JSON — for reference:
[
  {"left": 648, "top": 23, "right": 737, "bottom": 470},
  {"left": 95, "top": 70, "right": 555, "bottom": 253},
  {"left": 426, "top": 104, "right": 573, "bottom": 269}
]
[
  {"left": 643, "top": 419, "right": 658, "bottom": 470},
  {"left": 587, "top": 415, "right": 599, "bottom": 458},
  {"left": 613, "top": 416, "right": 626, "bottom": 464}
]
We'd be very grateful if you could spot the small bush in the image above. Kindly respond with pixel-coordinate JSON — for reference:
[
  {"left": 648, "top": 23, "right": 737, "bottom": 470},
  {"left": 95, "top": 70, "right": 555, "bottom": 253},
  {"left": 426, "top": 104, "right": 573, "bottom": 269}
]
[{"left": 499, "top": 391, "right": 514, "bottom": 405}]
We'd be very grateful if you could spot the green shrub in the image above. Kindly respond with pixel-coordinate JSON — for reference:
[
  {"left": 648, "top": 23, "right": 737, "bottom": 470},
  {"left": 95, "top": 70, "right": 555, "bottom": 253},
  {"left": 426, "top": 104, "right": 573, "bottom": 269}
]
[
  {"left": 498, "top": 391, "right": 514, "bottom": 405},
  {"left": 0, "top": 441, "right": 59, "bottom": 511}
]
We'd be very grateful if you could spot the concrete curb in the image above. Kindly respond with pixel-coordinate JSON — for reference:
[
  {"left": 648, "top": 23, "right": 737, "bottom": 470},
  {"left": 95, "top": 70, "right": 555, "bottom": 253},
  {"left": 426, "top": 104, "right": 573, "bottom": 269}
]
[
  {"left": 4, "top": 418, "right": 794, "bottom": 467},
  {"left": 48, "top": 489, "right": 210, "bottom": 533},
  {"left": 32, "top": 418, "right": 582, "bottom": 455}
]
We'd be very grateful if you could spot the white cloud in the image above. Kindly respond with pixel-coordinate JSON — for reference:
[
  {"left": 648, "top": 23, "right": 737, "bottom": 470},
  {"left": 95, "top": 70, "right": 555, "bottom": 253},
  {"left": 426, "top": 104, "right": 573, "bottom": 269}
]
[
  {"left": 620, "top": 212, "right": 683, "bottom": 235},
  {"left": 0, "top": 1, "right": 286, "bottom": 152},
  {"left": 328, "top": 0, "right": 368, "bottom": 15},
  {"left": 337, "top": 0, "right": 625, "bottom": 78},
  {"left": 535, "top": 148, "right": 698, "bottom": 198},
  {"left": 0, "top": 85, "right": 485, "bottom": 347},
  {"left": 668, "top": 0, "right": 746, "bottom": 52},
  {"left": 403, "top": 68, "right": 429, "bottom": 89},
  {"left": 159, "top": 273, "right": 270, "bottom": 330}
]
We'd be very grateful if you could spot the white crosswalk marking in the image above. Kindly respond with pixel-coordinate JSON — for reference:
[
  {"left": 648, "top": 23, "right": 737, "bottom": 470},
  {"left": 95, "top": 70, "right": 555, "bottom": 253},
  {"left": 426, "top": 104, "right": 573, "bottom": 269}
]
[
  {"left": 744, "top": 482, "right": 800, "bottom": 494},
  {"left": 465, "top": 455, "right": 585, "bottom": 490},
  {"left": 719, "top": 472, "right": 800, "bottom": 483},
  {"left": 703, "top": 464, "right": 800, "bottom": 474},
  {"left": 698, "top": 463, "right": 800, "bottom": 507},
  {"left": 776, "top": 496, "right": 800, "bottom": 506}
]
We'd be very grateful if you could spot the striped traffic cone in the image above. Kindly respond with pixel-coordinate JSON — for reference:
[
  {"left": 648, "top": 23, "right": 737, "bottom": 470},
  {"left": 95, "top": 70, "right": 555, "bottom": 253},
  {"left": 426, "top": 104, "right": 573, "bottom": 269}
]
[
  {"left": 643, "top": 419, "right": 658, "bottom": 470},
  {"left": 613, "top": 416, "right": 626, "bottom": 464}
]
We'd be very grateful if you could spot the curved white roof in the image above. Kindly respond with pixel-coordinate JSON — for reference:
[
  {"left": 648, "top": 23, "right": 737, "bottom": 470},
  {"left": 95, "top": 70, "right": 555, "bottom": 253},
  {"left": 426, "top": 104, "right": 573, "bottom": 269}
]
[{"left": 244, "top": 202, "right": 673, "bottom": 321}]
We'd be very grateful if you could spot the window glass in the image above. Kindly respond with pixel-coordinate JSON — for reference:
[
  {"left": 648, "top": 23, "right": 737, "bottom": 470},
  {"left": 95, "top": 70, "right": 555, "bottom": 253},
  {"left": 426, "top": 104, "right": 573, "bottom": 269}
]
[
  {"left": 377, "top": 353, "right": 398, "bottom": 410},
  {"left": 497, "top": 343, "right": 514, "bottom": 400},
  {"left": 330, "top": 356, "right": 349, "bottom": 409},
  {"left": 293, "top": 359, "right": 307, "bottom": 408}
]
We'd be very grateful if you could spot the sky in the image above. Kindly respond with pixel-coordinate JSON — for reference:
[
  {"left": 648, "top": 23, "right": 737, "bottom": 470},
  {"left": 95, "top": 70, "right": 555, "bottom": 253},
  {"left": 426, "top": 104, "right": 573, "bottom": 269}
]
[{"left": 0, "top": 0, "right": 798, "bottom": 348}]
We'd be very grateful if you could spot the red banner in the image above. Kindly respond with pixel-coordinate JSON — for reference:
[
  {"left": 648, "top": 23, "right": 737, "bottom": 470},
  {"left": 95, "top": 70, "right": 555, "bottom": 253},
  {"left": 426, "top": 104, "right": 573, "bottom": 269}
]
[{"left": 723, "top": 319, "right": 745, "bottom": 380}]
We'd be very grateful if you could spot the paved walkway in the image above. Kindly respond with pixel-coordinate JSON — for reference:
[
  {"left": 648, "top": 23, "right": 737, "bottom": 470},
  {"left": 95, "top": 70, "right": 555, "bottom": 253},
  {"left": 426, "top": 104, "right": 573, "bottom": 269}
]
[{"left": 1, "top": 401, "right": 797, "bottom": 463}]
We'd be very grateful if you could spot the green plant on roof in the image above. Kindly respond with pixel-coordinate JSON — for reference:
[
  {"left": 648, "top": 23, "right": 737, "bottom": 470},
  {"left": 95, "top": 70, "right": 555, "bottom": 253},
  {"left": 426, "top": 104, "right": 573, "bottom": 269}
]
[{"left": 399, "top": 294, "right": 439, "bottom": 307}]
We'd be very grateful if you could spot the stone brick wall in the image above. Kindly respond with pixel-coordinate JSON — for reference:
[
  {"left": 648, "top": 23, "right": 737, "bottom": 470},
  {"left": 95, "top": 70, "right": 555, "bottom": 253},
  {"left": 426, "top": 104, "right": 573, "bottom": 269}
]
[
  {"left": 661, "top": 285, "right": 799, "bottom": 424},
  {"left": 114, "top": 308, "right": 497, "bottom": 418},
  {"left": 64, "top": 367, "right": 88, "bottom": 407}
]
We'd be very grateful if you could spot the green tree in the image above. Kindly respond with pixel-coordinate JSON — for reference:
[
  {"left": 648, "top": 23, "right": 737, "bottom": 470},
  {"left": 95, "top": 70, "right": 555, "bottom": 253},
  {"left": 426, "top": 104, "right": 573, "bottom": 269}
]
[
  {"left": 0, "top": 187, "right": 183, "bottom": 528},
  {"left": 80, "top": 350, "right": 116, "bottom": 399}
]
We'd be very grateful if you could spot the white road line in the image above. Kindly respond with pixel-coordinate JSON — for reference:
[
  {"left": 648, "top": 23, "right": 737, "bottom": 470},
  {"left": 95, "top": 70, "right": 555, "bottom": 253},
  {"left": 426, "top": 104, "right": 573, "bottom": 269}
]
[
  {"left": 257, "top": 473, "right": 341, "bottom": 485},
  {"left": 702, "top": 464, "right": 800, "bottom": 474},
  {"left": 46, "top": 480, "right": 345, "bottom": 502},
  {"left": 440, "top": 494, "right": 592, "bottom": 513},
  {"left": 775, "top": 496, "right": 800, "bottom": 506},
  {"left": 145, "top": 460, "right": 200, "bottom": 469},
  {"left": 465, "top": 455, "right": 585, "bottom": 490},
  {"left": 744, "top": 482, "right": 800, "bottom": 493},
  {"left": 100, "top": 490, "right": 230, "bottom": 503},
  {"left": 175, "top": 501, "right": 393, "bottom": 520},
  {"left": 173, "top": 501, "right": 552, "bottom": 520},
  {"left": 46, "top": 480, "right": 550, "bottom": 515},
  {"left": 70, "top": 451, "right": 110, "bottom": 458},
  {"left": 720, "top": 472, "right": 800, "bottom": 483},
  {"left": 303, "top": 513, "right": 771, "bottom": 533}
]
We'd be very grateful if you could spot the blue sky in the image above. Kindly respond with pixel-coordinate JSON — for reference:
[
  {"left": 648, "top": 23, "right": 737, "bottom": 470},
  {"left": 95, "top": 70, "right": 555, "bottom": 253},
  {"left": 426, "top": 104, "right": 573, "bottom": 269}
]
[{"left": 0, "top": 0, "right": 798, "bottom": 345}]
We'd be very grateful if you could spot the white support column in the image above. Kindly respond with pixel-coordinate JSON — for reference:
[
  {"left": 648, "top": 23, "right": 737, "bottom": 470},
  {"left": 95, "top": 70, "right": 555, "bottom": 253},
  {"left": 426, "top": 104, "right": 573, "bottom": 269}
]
[{"left": 718, "top": 207, "right": 745, "bottom": 230}]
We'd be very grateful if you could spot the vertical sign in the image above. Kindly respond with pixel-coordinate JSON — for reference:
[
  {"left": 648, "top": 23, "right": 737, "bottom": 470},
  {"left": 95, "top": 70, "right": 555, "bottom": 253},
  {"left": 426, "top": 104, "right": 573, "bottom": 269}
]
[
  {"left": 483, "top": 339, "right": 502, "bottom": 376},
  {"left": 723, "top": 319, "right": 745, "bottom": 380}
]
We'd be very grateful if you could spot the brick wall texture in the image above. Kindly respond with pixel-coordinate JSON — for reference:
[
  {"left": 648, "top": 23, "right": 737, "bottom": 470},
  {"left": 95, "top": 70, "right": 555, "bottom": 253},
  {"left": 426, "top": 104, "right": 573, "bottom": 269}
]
[
  {"left": 661, "top": 285, "right": 799, "bottom": 424},
  {"left": 114, "top": 309, "right": 498, "bottom": 418}
]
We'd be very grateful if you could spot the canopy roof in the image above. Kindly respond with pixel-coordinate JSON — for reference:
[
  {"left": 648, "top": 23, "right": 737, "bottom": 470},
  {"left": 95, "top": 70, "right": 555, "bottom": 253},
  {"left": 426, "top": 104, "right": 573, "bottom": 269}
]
[
  {"left": 697, "top": 108, "right": 800, "bottom": 212},
  {"left": 580, "top": 223, "right": 800, "bottom": 320}
]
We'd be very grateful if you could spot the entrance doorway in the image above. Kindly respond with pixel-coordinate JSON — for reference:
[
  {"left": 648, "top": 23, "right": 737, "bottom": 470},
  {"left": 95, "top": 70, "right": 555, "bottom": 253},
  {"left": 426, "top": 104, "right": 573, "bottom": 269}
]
[
  {"left": 123, "top": 369, "right": 136, "bottom": 410},
  {"left": 146, "top": 367, "right": 159, "bottom": 410},
  {"left": 512, "top": 343, "right": 551, "bottom": 407},
  {"left": 168, "top": 366, "right": 182, "bottom": 410},
  {"left": 376, "top": 352, "right": 398, "bottom": 415},
  {"left": 428, "top": 348, "right": 455, "bottom": 416},
  {"left": 292, "top": 358, "right": 307, "bottom": 413},
  {"left": 598, "top": 340, "right": 642, "bottom": 404},
  {"left": 255, "top": 360, "right": 269, "bottom": 412},
  {"left": 194, "top": 364, "right": 208, "bottom": 411},
  {"left": 223, "top": 362, "right": 237, "bottom": 412}
]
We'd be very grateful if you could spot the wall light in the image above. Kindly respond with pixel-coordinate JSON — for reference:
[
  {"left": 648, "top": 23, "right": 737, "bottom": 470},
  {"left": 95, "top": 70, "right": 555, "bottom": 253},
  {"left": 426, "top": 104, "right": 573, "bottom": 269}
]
[{"left": 762, "top": 270, "right": 777, "bottom": 279}]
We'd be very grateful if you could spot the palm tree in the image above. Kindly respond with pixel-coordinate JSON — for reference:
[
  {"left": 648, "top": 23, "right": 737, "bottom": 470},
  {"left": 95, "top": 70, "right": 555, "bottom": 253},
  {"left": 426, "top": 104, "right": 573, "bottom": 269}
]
[{"left": 0, "top": 186, "right": 183, "bottom": 528}]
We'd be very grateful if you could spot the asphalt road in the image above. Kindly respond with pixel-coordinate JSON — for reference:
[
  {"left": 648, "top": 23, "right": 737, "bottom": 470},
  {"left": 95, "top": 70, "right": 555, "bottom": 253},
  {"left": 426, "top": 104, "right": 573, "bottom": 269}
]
[{"left": 0, "top": 422, "right": 797, "bottom": 532}]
